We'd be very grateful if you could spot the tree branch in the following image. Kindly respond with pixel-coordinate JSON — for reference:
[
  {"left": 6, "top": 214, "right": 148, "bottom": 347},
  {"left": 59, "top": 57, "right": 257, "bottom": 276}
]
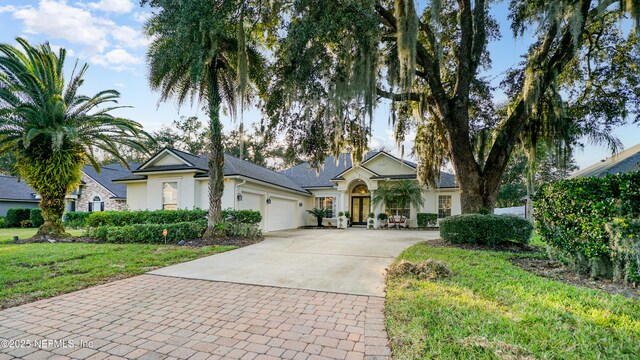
[
  {"left": 453, "top": 0, "right": 473, "bottom": 101},
  {"left": 470, "top": 0, "right": 487, "bottom": 73},
  {"left": 376, "top": 88, "right": 422, "bottom": 101}
]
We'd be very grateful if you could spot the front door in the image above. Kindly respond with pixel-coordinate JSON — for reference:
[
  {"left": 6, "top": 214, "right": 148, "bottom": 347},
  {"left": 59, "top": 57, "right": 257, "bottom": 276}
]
[{"left": 351, "top": 196, "right": 370, "bottom": 225}]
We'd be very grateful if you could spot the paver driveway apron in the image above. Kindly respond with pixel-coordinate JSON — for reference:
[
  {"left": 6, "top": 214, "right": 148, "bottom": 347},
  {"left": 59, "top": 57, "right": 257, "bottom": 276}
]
[{"left": 150, "top": 229, "right": 438, "bottom": 296}]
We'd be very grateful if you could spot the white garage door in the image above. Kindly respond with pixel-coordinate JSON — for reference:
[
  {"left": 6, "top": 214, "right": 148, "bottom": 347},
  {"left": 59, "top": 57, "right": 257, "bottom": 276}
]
[
  {"left": 238, "top": 193, "right": 265, "bottom": 229},
  {"left": 267, "top": 197, "right": 296, "bottom": 231}
]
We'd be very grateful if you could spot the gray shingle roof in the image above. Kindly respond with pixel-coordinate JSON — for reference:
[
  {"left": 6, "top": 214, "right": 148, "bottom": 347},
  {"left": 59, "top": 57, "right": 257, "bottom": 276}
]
[
  {"left": 571, "top": 143, "right": 640, "bottom": 178},
  {"left": 0, "top": 175, "right": 38, "bottom": 202},
  {"left": 83, "top": 162, "right": 139, "bottom": 199},
  {"left": 280, "top": 151, "right": 457, "bottom": 188},
  {"left": 128, "top": 148, "right": 310, "bottom": 194}
]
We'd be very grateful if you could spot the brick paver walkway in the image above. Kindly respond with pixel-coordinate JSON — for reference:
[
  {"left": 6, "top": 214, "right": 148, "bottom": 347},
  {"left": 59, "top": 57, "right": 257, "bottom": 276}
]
[{"left": 0, "top": 275, "right": 391, "bottom": 360}]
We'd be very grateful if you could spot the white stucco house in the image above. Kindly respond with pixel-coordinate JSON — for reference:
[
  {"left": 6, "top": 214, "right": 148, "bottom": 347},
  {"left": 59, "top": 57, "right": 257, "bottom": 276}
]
[{"left": 114, "top": 148, "right": 461, "bottom": 232}]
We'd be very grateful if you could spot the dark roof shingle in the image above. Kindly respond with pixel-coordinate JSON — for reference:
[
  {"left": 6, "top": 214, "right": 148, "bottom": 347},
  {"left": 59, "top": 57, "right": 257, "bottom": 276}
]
[
  {"left": 0, "top": 175, "right": 38, "bottom": 202},
  {"left": 83, "top": 162, "right": 139, "bottom": 199},
  {"left": 571, "top": 143, "right": 640, "bottom": 178}
]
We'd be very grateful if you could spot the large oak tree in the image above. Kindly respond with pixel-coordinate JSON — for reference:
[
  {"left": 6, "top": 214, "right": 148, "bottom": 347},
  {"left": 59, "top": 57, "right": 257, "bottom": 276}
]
[{"left": 265, "top": 0, "right": 640, "bottom": 212}]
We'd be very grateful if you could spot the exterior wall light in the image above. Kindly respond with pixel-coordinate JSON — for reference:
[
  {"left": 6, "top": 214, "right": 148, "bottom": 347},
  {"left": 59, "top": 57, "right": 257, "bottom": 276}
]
[
  {"left": 299, "top": 202, "right": 303, "bottom": 207},
  {"left": 237, "top": 194, "right": 243, "bottom": 201},
  {"left": 266, "top": 198, "right": 272, "bottom": 204}
]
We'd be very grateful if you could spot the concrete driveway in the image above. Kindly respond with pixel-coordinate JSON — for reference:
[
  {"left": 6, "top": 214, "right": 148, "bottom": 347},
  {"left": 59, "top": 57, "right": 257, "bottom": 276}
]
[{"left": 151, "top": 229, "right": 439, "bottom": 296}]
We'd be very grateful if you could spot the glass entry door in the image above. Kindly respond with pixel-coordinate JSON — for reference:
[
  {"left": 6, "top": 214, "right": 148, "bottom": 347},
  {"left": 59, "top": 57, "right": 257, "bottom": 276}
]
[{"left": 351, "top": 196, "right": 370, "bottom": 225}]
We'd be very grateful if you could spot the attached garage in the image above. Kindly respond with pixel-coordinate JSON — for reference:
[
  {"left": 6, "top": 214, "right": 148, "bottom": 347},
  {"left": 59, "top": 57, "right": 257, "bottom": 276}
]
[
  {"left": 238, "top": 192, "right": 265, "bottom": 229},
  {"left": 266, "top": 197, "right": 297, "bottom": 231}
]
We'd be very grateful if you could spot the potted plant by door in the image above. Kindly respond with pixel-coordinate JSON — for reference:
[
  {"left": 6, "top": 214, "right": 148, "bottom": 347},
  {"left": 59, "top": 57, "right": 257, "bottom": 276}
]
[
  {"left": 344, "top": 211, "right": 351, "bottom": 227},
  {"left": 377, "top": 213, "right": 388, "bottom": 229},
  {"left": 368, "top": 212, "right": 375, "bottom": 229},
  {"left": 338, "top": 211, "right": 345, "bottom": 229}
]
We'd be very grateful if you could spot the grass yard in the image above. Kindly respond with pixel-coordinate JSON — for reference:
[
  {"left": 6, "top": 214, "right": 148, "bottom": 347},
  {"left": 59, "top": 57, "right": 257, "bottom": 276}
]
[
  {"left": 0, "top": 242, "right": 235, "bottom": 309},
  {"left": 0, "top": 227, "right": 84, "bottom": 244},
  {"left": 386, "top": 242, "right": 640, "bottom": 359}
]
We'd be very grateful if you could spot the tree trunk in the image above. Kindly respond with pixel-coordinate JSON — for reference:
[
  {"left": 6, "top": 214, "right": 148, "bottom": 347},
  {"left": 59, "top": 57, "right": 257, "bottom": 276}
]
[
  {"left": 444, "top": 106, "right": 512, "bottom": 214},
  {"left": 37, "top": 195, "right": 66, "bottom": 236},
  {"left": 203, "top": 66, "right": 225, "bottom": 239}
]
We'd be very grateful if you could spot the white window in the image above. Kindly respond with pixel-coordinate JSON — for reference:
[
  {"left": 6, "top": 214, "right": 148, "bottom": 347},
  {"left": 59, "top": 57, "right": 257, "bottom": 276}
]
[
  {"left": 386, "top": 202, "right": 410, "bottom": 218},
  {"left": 315, "top": 197, "right": 336, "bottom": 218},
  {"left": 438, "top": 195, "right": 452, "bottom": 218},
  {"left": 90, "top": 196, "right": 103, "bottom": 212},
  {"left": 162, "top": 182, "right": 178, "bottom": 210}
]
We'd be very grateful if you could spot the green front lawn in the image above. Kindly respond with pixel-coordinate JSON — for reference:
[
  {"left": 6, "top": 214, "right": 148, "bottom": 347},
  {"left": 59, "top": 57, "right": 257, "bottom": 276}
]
[
  {"left": 386, "top": 242, "right": 640, "bottom": 359},
  {"left": 0, "top": 242, "right": 235, "bottom": 309},
  {"left": 0, "top": 227, "right": 84, "bottom": 244}
]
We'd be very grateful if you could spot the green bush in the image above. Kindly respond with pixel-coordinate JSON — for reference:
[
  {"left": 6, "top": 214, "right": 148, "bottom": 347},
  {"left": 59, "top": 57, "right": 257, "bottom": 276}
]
[
  {"left": 88, "top": 221, "right": 207, "bottom": 243},
  {"left": 86, "top": 208, "right": 262, "bottom": 228},
  {"left": 216, "top": 222, "right": 262, "bottom": 238},
  {"left": 0, "top": 217, "right": 6, "bottom": 228},
  {"left": 606, "top": 218, "right": 640, "bottom": 284},
  {"left": 440, "top": 214, "right": 533, "bottom": 246},
  {"left": 29, "top": 208, "right": 44, "bottom": 228},
  {"left": 417, "top": 213, "right": 438, "bottom": 228},
  {"left": 6, "top": 208, "right": 32, "bottom": 227},
  {"left": 63, "top": 212, "right": 92, "bottom": 228},
  {"left": 377, "top": 213, "right": 388, "bottom": 221},
  {"left": 534, "top": 172, "right": 640, "bottom": 276}
]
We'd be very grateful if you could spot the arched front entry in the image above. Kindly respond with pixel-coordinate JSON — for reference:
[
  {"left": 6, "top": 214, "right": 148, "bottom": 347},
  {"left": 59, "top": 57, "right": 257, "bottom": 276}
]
[{"left": 350, "top": 182, "right": 370, "bottom": 225}]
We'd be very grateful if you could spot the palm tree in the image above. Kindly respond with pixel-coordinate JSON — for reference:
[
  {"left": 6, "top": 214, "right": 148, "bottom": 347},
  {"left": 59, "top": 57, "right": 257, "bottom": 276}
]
[
  {"left": 145, "top": 0, "right": 266, "bottom": 238},
  {"left": 307, "top": 208, "right": 329, "bottom": 227},
  {"left": 372, "top": 180, "right": 424, "bottom": 216},
  {"left": 0, "top": 38, "right": 148, "bottom": 236}
]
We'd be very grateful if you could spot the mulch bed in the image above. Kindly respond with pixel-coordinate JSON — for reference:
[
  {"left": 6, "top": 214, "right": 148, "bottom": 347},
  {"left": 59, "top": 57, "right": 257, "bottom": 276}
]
[
  {"left": 427, "top": 238, "right": 541, "bottom": 253},
  {"left": 510, "top": 257, "right": 640, "bottom": 299}
]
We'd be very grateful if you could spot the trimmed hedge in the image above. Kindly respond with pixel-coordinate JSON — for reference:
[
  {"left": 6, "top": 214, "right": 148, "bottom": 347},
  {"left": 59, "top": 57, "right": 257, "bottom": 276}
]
[
  {"left": 63, "top": 212, "right": 92, "bottom": 228},
  {"left": 6, "top": 208, "right": 31, "bottom": 227},
  {"left": 29, "top": 208, "right": 44, "bottom": 228},
  {"left": 440, "top": 214, "right": 533, "bottom": 246},
  {"left": 417, "top": 213, "right": 438, "bottom": 228},
  {"left": 86, "top": 208, "right": 262, "bottom": 228},
  {"left": 534, "top": 172, "right": 640, "bottom": 261},
  {"left": 88, "top": 221, "right": 207, "bottom": 243}
]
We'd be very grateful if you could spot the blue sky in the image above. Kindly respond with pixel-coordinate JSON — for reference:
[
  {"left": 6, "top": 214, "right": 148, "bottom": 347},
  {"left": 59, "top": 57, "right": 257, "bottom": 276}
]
[{"left": 0, "top": 0, "right": 638, "bottom": 170}]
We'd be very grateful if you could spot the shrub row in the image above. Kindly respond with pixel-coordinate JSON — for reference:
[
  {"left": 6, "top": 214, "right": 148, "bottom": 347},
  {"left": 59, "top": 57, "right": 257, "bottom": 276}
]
[
  {"left": 85, "top": 208, "right": 262, "bottom": 228},
  {"left": 30, "top": 209, "right": 44, "bottom": 228},
  {"left": 63, "top": 212, "right": 92, "bottom": 228},
  {"left": 87, "top": 220, "right": 262, "bottom": 244},
  {"left": 6, "top": 208, "right": 32, "bottom": 227},
  {"left": 417, "top": 213, "right": 438, "bottom": 228},
  {"left": 88, "top": 221, "right": 207, "bottom": 243},
  {"left": 534, "top": 172, "right": 640, "bottom": 265},
  {"left": 440, "top": 214, "right": 533, "bottom": 246}
]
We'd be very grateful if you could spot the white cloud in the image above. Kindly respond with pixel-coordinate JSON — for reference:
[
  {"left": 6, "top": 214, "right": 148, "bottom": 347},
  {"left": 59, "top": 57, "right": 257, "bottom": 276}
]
[
  {"left": 91, "top": 48, "right": 141, "bottom": 67},
  {"left": 87, "top": 0, "right": 133, "bottom": 14},
  {"left": 114, "top": 82, "right": 126, "bottom": 88},
  {"left": 132, "top": 11, "right": 151, "bottom": 23},
  {"left": 111, "top": 25, "right": 149, "bottom": 48},
  {"left": 50, "top": 44, "right": 75, "bottom": 58},
  {"left": 0, "top": 5, "right": 19, "bottom": 13},
  {"left": 13, "top": 0, "right": 111, "bottom": 52}
]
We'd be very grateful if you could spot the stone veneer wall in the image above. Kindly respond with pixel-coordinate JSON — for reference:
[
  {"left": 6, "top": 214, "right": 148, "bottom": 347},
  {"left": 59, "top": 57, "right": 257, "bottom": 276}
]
[{"left": 75, "top": 173, "right": 127, "bottom": 212}]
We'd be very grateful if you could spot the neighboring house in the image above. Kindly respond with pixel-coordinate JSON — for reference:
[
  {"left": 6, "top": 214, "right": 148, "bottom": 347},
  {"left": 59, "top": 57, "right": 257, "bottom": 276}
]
[
  {"left": 66, "top": 163, "right": 139, "bottom": 213},
  {"left": 570, "top": 143, "right": 640, "bottom": 178},
  {"left": 0, "top": 175, "right": 39, "bottom": 216},
  {"left": 115, "top": 148, "right": 461, "bottom": 231}
]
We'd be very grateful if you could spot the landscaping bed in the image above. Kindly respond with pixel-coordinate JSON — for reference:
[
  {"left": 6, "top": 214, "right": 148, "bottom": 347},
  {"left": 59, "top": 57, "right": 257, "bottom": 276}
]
[
  {"left": 0, "top": 242, "right": 236, "bottom": 310},
  {"left": 385, "top": 241, "right": 640, "bottom": 359}
]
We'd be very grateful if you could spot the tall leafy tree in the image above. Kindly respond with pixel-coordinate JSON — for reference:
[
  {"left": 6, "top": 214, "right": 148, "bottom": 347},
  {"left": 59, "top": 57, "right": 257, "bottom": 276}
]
[
  {"left": 143, "top": 0, "right": 268, "bottom": 237},
  {"left": 372, "top": 179, "right": 424, "bottom": 215},
  {"left": 0, "top": 39, "right": 147, "bottom": 235},
  {"left": 266, "top": 0, "right": 640, "bottom": 212}
]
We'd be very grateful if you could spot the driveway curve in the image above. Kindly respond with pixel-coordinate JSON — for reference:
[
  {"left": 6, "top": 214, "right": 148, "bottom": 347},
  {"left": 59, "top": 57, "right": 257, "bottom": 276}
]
[{"left": 150, "top": 229, "right": 439, "bottom": 297}]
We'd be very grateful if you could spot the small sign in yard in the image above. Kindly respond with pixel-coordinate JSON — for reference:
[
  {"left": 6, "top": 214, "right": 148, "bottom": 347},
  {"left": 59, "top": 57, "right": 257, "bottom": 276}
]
[{"left": 163, "top": 229, "right": 168, "bottom": 245}]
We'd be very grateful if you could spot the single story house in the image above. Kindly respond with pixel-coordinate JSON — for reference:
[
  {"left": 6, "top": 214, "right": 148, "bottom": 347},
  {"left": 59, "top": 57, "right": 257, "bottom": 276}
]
[
  {"left": 570, "top": 143, "right": 640, "bottom": 178},
  {"left": 0, "top": 163, "right": 137, "bottom": 216},
  {"left": 0, "top": 175, "right": 39, "bottom": 216},
  {"left": 66, "top": 162, "right": 139, "bottom": 213},
  {"left": 115, "top": 148, "right": 461, "bottom": 231}
]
